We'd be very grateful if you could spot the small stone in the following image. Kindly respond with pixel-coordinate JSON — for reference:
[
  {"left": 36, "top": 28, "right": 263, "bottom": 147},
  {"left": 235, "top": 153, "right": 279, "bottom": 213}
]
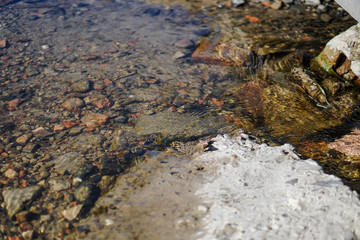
[
  {"left": 32, "top": 127, "right": 53, "bottom": 139},
  {"left": 109, "top": 129, "right": 128, "bottom": 152},
  {"left": 2, "top": 186, "right": 42, "bottom": 218},
  {"left": 25, "top": 66, "right": 40, "bottom": 77},
  {"left": 103, "top": 78, "right": 113, "bottom": 85},
  {"left": 15, "top": 211, "right": 29, "bottom": 222},
  {"left": 19, "top": 222, "right": 32, "bottom": 231},
  {"left": 0, "top": 39, "right": 8, "bottom": 48},
  {"left": 21, "top": 230, "right": 34, "bottom": 240},
  {"left": 173, "top": 51, "right": 186, "bottom": 59},
  {"left": 81, "top": 113, "right": 108, "bottom": 128},
  {"left": 62, "top": 121, "right": 77, "bottom": 129},
  {"left": 68, "top": 126, "right": 85, "bottom": 135},
  {"left": 7, "top": 99, "right": 20, "bottom": 111},
  {"left": 74, "top": 184, "right": 93, "bottom": 202},
  {"left": 270, "top": 1, "right": 282, "bottom": 10},
  {"left": 143, "top": 7, "right": 161, "bottom": 16},
  {"left": 175, "top": 39, "right": 194, "bottom": 48},
  {"left": 90, "top": 96, "right": 113, "bottom": 109},
  {"left": 52, "top": 152, "right": 92, "bottom": 178},
  {"left": 43, "top": 67, "right": 58, "bottom": 76},
  {"left": 16, "top": 133, "right": 33, "bottom": 144},
  {"left": 54, "top": 124, "right": 65, "bottom": 131},
  {"left": 4, "top": 169, "right": 18, "bottom": 179},
  {"left": 231, "top": 0, "right": 245, "bottom": 7},
  {"left": 61, "top": 204, "right": 83, "bottom": 221},
  {"left": 23, "top": 143, "right": 40, "bottom": 153},
  {"left": 320, "top": 14, "right": 332, "bottom": 23},
  {"left": 70, "top": 79, "right": 90, "bottom": 93},
  {"left": 305, "top": 0, "right": 320, "bottom": 6},
  {"left": 62, "top": 98, "right": 85, "bottom": 111},
  {"left": 49, "top": 178, "right": 71, "bottom": 192}
]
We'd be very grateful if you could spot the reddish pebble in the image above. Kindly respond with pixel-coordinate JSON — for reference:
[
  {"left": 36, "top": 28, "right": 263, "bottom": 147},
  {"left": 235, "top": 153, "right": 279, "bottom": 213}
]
[
  {"left": 7, "top": 99, "right": 20, "bottom": 111},
  {"left": 19, "top": 170, "right": 26, "bottom": 178},
  {"left": 85, "top": 55, "right": 99, "bottom": 60},
  {"left": 91, "top": 98, "right": 113, "bottom": 109},
  {"left": 0, "top": 39, "right": 7, "bottom": 48},
  {"left": 62, "top": 121, "right": 77, "bottom": 129},
  {"left": 83, "top": 127, "right": 95, "bottom": 132},
  {"left": 81, "top": 113, "right": 108, "bottom": 128},
  {"left": 103, "top": 78, "right": 113, "bottom": 85},
  {"left": 7, "top": 236, "right": 20, "bottom": 240},
  {"left": 19, "top": 222, "right": 32, "bottom": 231}
]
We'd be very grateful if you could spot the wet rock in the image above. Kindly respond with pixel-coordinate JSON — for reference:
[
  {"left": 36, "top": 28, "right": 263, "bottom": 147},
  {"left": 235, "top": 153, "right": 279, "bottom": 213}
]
[
  {"left": 143, "top": 7, "right": 161, "bottom": 16},
  {"left": 4, "top": 169, "right": 18, "bottom": 179},
  {"left": 312, "top": 24, "right": 360, "bottom": 81},
  {"left": 74, "top": 184, "right": 93, "bottom": 202},
  {"left": 61, "top": 204, "right": 83, "bottom": 221},
  {"left": 109, "top": 129, "right": 128, "bottom": 152},
  {"left": 173, "top": 51, "right": 186, "bottom": 59},
  {"left": 231, "top": 0, "right": 245, "bottom": 7},
  {"left": 194, "top": 28, "right": 211, "bottom": 36},
  {"left": 2, "top": 186, "right": 42, "bottom": 218},
  {"left": 32, "top": 127, "right": 53, "bottom": 139},
  {"left": 62, "top": 121, "right": 77, "bottom": 129},
  {"left": 52, "top": 152, "right": 87, "bottom": 175},
  {"left": 68, "top": 126, "right": 85, "bottom": 135},
  {"left": 90, "top": 96, "right": 113, "bottom": 109},
  {"left": 70, "top": 79, "right": 90, "bottom": 93},
  {"left": 7, "top": 99, "right": 20, "bottom": 111},
  {"left": 43, "top": 67, "right": 58, "bottom": 76},
  {"left": 320, "top": 14, "right": 332, "bottom": 23},
  {"left": 0, "top": 39, "right": 8, "bottom": 48},
  {"left": 305, "top": 0, "right": 320, "bottom": 6},
  {"left": 175, "top": 39, "right": 195, "bottom": 49},
  {"left": 328, "top": 128, "right": 360, "bottom": 157},
  {"left": 49, "top": 178, "right": 71, "bottom": 192},
  {"left": 81, "top": 113, "right": 108, "bottom": 128},
  {"left": 70, "top": 134, "right": 104, "bottom": 153},
  {"left": 22, "top": 143, "right": 40, "bottom": 153},
  {"left": 15, "top": 133, "right": 32, "bottom": 144},
  {"left": 62, "top": 98, "right": 85, "bottom": 111},
  {"left": 270, "top": 1, "right": 282, "bottom": 10},
  {"left": 25, "top": 66, "right": 39, "bottom": 77}
]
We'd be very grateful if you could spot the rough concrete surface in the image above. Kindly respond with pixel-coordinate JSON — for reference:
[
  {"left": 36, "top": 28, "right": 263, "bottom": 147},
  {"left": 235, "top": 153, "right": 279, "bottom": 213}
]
[{"left": 75, "top": 132, "right": 360, "bottom": 240}]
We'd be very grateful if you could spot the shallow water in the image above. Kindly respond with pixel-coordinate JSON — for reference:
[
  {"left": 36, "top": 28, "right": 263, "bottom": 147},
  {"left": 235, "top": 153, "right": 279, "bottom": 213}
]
[{"left": 0, "top": 0, "right": 360, "bottom": 237}]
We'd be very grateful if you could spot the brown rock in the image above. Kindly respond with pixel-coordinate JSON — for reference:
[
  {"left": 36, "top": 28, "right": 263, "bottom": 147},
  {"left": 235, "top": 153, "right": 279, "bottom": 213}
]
[
  {"left": 90, "top": 96, "right": 113, "bottom": 109},
  {"left": 62, "top": 121, "right": 77, "bottom": 129},
  {"left": 7, "top": 99, "right": 20, "bottom": 111},
  {"left": 16, "top": 133, "right": 32, "bottom": 144},
  {"left": 175, "top": 39, "right": 194, "bottom": 48},
  {"left": 19, "top": 222, "right": 32, "bottom": 231},
  {"left": 4, "top": 169, "right": 18, "bottom": 179},
  {"left": 0, "top": 39, "right": 8, "bottom": 48},
  {"left": 62, "top": 98, "right": 85, "bottom": 111},
  {"left": 54, "top": 124, "right": 65, "bottom": 131},
  {"left": 81, "top": 113, "right": 108, "bottom": 128},
  {"left": 328, "top": 128, "right": 360, "bottom": 156},
  {"left": 103, "top": 78, "right": 113, "bottom": 85},
  {"left": 15, "top": 211, "right": 29, "bottom": 222}
]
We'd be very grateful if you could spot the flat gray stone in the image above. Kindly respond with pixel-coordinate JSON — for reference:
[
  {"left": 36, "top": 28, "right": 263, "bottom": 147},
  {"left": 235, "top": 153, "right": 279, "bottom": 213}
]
[{"left": 2, "top": 186, "right": 42, "bottom": 218}]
